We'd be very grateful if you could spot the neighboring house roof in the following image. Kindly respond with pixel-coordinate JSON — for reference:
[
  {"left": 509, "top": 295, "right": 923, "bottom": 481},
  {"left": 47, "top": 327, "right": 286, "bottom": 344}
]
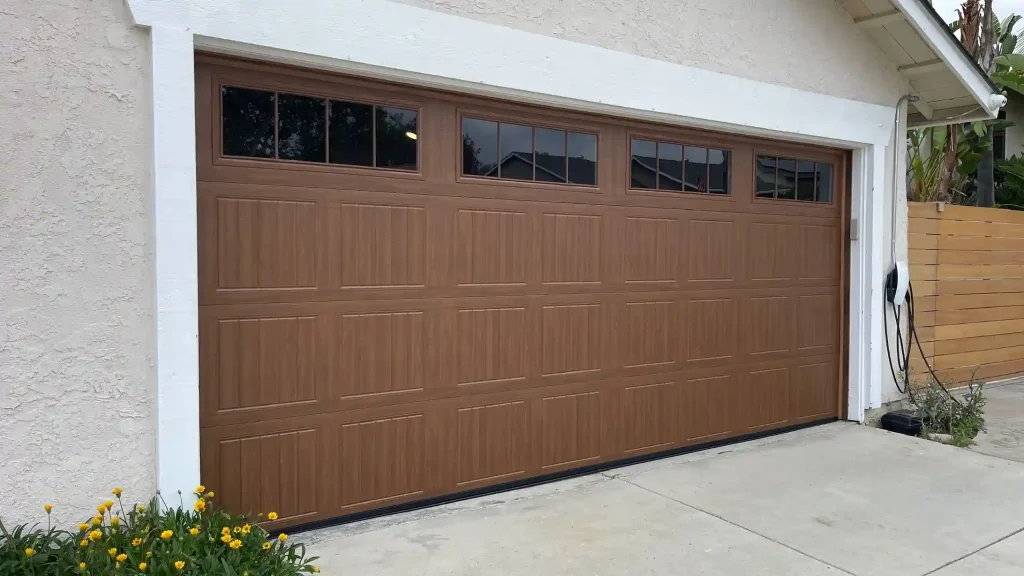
[{"left": 840, "top": 0, "right": 1003, "bottom": 126}]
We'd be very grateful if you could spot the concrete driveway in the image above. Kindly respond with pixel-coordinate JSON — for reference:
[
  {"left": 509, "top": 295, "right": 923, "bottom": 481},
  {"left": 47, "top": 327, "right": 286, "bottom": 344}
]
[{"left": 301, "top": 422, "right": 1024, "bottom": 575}]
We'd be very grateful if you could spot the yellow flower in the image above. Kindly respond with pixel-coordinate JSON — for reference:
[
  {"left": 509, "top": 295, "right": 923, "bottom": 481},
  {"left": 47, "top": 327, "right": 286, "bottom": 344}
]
[
  {"left": 160, "top": 530, "right": 173, "bottom": 540},
  {"left": 110, "top": 516, "right": 120, "bottom": 526},
  {"left": 233, "top": 526, "right": 241, "bottom": 534},
  {"left": 116, "top": 554, "right": 127, "bottom": 562},
  {"left": 278, "top": 533, "right": 288, "bottom": 542},
  {"left": 229, "top": 539, "right": 242, "bottom": 549},
  {"left": 137, "top": 505, "right": 146, "bottom": 513},
  {"left": 241, "top": 524, "right": 251, "bottom": 534},
  {"left": 221, "top": 527, "right": 231, "bottom": 535},
  {"left": 145, "top": 552, "right": 152, "bottom": 558},
  {"left": 78, "top": 523, "right": 89, "bottom": 532},
  {"left": 112, "top": 487, "right": 123, "bottom": 497},
  {"left": 44, "top": 504, "right": 53, "bottom": 513},
  {"left": 132, "top": 538, "right": 142, "bottom": 547},
  {"left": 88, "top": 530, "right": 102, "bottom": 542},
  {"left": 80, "top": 562, "right": 86, "bottom": 570},
  {"left": 96, "top": 505, "right": 106, "bottom": 515},
  {"left": 174, "top": 560, "right": 185, "bottom": 571},
  {"left": 193, "top": 498, "right": 206, "bottom": 513},
  {"left": 138, "top": 563, "right": 147, "bottom": 571},
  {"left": 108, "top": 547, "right": 117, "bottom": 558},
  {"left": 91, "top": 516, "right": 102, "bottom": 526},
  {"left": 103, "top": 500, "right": 114, "bottom": 511},
  {"left": 80, "top": 539, "right": 88, "bottom": 548},
  {"left": 221, "top": 533, "right": 233, "bottom": 543},
  {"left": 189, "top": 527, "right": 199, "bottom": 536},
  {"left": 195, "top": 485, "right": 206, "bottom": 495},
  {"left": 267, "top": 512, "right": 278, "bottom": 521},
  {"left": 25, "top": 548, "right": 35, "bottom": 557},
  {"left": 312, "top": 568, "right": 320, "bottom": 574},
  {"left": 262, "top": 542, "right": 272, "bottom": 550},
  {"left": 206, "top": 491, "right": 214, "bottom": 499}
]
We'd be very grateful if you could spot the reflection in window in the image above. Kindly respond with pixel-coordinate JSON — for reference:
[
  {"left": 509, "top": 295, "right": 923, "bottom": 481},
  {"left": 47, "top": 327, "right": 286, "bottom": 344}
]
[
  {"left": 535, "top": 128, "right": 567, "bottom": 183},
  {"left": 630, "top": 138, "right": 730, "bottom": 194},
  {"left": 756, "top": 156, "right": 776, "bottom": 198},
  {"left": 796, "top": 160, "right": 815, "bottom": 201},
  {"left": 462, "top": 117, "right": 597, "bottom": 185},
  {"left": 684, "top": 146, "right": 708, "bottom": 192},
  {"left": 756, "top": 155, "right": 833, "bottom": 203},
  {"left": 708, "top": 149, "right": 730, "bottom": 194},
  {"left": 376, "top": 107, "right": 418, "bottom": 170},
  {"left": 222, "top": 87, "right": 275, "bottom": 158},
  {"left": 500, "top": 123, "right": 534, "bottom": 181},
  {"left": 630, "top": 139, "right": 657, "bottom": 189},
  {"left": 329, "top": 101, "right": 373, "bottom": 167},
  {"left": 658, "top": 142, "right": 683, "bottom": 191},
  {"left": 463, "top": 118, "right": 499, "bottom": 177},
  {"left": 278, "top": 94, "right": 326, "bottom": 162},
  {"left": 221, "top": 85, "right": 418, "bottom": 170},
  {"left": 776, "top": 158, "right": 796, "bottom": 200},
  {"left": 567, "top": 132, "right": 597, "bottom": 185}
]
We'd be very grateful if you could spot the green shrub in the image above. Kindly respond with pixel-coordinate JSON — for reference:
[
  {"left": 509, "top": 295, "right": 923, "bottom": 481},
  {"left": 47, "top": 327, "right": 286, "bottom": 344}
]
[
  {"left": 913, "top": 378, "right": 986, "bottom": 447},
  {"left": 0, "top": 487, "right": 319, "bottom": 576}
]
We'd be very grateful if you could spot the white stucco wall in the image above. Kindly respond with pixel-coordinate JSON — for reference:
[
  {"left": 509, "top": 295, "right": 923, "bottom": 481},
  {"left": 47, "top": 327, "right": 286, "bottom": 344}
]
[
  {"left": 395, "top": 0, "right": 908, "bottom": 107},
  {"left": 0, "top": 0, "right": 155, "bottom": 524}
]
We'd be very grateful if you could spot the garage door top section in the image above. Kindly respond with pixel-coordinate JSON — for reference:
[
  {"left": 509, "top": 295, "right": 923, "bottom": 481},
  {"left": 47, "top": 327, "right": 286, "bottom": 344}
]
[{"left": 196, "top": 56, "right": 845, "bottom": 529}]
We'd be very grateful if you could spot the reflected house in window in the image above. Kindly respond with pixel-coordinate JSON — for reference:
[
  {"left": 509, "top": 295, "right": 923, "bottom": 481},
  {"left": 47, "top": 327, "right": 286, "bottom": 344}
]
[
  {"left": 479, "top": 151, "right": 598, "bottom": 185},
  {"left": 629, "top": 138, "right": 729, "bottom": 194},
  {"left": 461, "top": 117, "right": 597, "bottom": 185},
  {"left": 756, "top": 154, "right": 832, "bottom": 202}
]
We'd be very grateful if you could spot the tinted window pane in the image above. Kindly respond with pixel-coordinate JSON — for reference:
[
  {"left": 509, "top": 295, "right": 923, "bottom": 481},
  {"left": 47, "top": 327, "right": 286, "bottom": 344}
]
[
  {"left": 756, "top": 155, "right": 776, "bottom": 198},
  {"left": 796, "top": 160, "right": 815, "bottom": 201},
  {"left": 657, "top": 142, "right": 683, "bottom": 191},
  {"left": 535, "top": 128, "right": 566, "bottom": 183},
  {"left": 499, "top": 123, "right": 534, "bottom": 180},
  {"left": 276, "top": 94, "right": 326, "bottom": 162},
  {"left": 816, "top": 162, "right": 833, "bottom": 203},
  {"left": 630, "top": 139, "right": 657, "bottom": 189},
  {"left": 222, "top": 87, "right": 275, "bottom": 158},
  {"left": 328, "top": 101, "right": 373, "bottom": 167},
  {"left": 776, "top": 158, "right": 796, "bottom": 200},
  {"left": 463, "top": 118, "right": 498, "bottom": 177},
  {"left": 708, "top": 149, "right": 730, "bottom": 194},
  {"left": 376, "top": 107, "right": 418, "bottom": 170},
  {"left": 567, "top": 132, "right": 597, "bottom": 185},
  {"left": 684, "top": 146, "right": 709, "bottom": 192}
]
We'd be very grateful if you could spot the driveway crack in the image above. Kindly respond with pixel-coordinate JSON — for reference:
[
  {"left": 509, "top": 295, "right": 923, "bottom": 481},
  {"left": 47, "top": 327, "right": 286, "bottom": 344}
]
[
  {"left": 919, "top": 524, "right": 1024, "bottom": 576},
  {"left": 617, "top": 477, "right": 859, "bottom": 576}
]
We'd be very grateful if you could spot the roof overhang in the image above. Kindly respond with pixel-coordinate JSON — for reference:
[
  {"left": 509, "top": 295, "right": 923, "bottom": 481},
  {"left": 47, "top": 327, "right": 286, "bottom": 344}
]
[{"left": 841, "top": 0, "right": 1004, "bottom": 127}]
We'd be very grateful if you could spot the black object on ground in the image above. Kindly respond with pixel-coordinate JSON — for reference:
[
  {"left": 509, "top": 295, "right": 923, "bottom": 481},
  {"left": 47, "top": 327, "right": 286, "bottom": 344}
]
[{"left": 880, "top": 409, "right": 924, "bottom": 436}]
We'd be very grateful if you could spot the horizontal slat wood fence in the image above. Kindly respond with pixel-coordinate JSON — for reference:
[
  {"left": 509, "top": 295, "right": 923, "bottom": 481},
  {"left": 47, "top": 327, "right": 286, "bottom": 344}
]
[{"left": 909, "top": 202, "right": 1024, "bottom": 385}]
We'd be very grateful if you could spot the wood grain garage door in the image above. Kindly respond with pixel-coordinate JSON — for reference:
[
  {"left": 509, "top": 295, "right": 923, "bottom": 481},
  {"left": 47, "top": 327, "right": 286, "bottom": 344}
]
[{"left": 196, "top": 56, "right": 847, "bottom": 530}]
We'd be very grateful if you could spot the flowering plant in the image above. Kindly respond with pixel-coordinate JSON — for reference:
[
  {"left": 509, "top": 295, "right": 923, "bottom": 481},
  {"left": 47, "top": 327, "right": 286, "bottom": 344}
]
[{"left": 0, "top": 487, "right": 319, "bottom": 575}]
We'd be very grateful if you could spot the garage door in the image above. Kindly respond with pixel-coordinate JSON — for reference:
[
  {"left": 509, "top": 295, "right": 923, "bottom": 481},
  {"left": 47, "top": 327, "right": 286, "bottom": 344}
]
[{"left": 196, "top": 57, "right": 846, "bottom": 529}]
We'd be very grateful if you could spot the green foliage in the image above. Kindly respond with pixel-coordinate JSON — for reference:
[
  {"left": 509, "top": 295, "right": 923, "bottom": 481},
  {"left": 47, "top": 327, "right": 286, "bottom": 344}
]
[
  {"left": 0, "top": 489, "right": 320, "bottom": 576},
  {"left": 912, "top": 379, "right": 986, "bottom": 447},
  {"left": 907, "top": 122, "right": 995, "bottom": 203},
  {"left": 996, "top": 154, "right": 1024, "bottom": 209}
]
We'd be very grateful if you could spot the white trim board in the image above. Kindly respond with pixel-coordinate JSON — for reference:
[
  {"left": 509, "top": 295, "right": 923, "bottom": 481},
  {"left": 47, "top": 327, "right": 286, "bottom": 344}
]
[{"left": 128, "top": 0, "right": 892, "bottom": 496}]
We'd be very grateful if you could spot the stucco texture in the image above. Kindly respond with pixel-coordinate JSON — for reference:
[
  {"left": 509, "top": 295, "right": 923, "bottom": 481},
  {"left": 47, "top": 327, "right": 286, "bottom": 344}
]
[
  {"left": 394, "top": 0, "right": 908, "bottom": 107},
  {"left": 0, "top": 0, "right": 155, "bottom": 524}
]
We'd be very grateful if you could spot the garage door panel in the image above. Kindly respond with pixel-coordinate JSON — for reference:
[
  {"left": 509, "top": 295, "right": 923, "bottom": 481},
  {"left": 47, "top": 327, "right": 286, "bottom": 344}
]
[
  {"left": 620, "top": 380, "right": 686, "bottom": 453},
  {"left": 623, "top": 215, "right": 681, "bottom": 285},
  {"left": 685, "top": 217, "right": 743, "bottom": 284},
  {"left": 683, "top": 297, "right": 739, "bottom": 365},
  {"left": 538, "top": 391, "right": 604, "bottom": 471},
  {"left": 327, "top": 202, "right": 429, "bottom": 289},
  {"left": 620, "top": 300, "right": 680, "bottom": 370},
  {"left": 747, "top": 221, "right": 798, "bottom": 282},
  {"left": 337, "top": 413, "right": 429, "bottom": 510},
  {"left": 540, "top": 303, "right": 605, "bottom": 377},
  {"left": 454, "top": 306, "right": 530, "bottom": 386},
  {"left": 744, "top": 295, "right": 796, "bottom": 357},
  {"left": 799, "top": 224, "right": 841, "bottom": 281},
  {"left": 797, "top": 294, "right": 839, "bottom": 354},
  {"left": 683, "top": 373, "right": 737, "bottom": 442},
  {"left": 742, "top": 366, "right": 791, "bottom": 432},
  {"left": 792, "top": 361, "right": 839, "bottom": 423},
  {"left": 328, "top": 310, "right": 429, "bottom": 401},
  {"left": 455, "top": 400, "right": 531, "bottom": 488},
  {"left": 541, "top": 212, "right": 604, "bottom": 285},
  {"left": 455, "top": 208, "right": 530, "bottom": 286}
]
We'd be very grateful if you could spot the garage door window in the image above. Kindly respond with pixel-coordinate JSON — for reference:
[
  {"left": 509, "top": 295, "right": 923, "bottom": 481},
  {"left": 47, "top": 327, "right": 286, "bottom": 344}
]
[
  {"left": 462, "top": 117, "right": 597, "bottom": 185},
  {"left": 630, "top": 138, "right": 730, "bottom": 194},
  {"left": 756, "top": 155, "right": 833, "bottom": 203},
  {"left": 221, "top": 86, "right": 418, "bottom": 171}
]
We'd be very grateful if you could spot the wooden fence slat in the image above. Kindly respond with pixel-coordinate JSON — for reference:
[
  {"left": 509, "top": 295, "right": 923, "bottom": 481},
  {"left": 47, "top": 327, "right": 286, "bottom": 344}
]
[
  {"left": 937, "top": 250, "right": 1024, "bottom": 265},
  {"left": 941, "top": 219, "right": 1024, "bottom": 239},
  {"left": 909, "top": 233, "right": 938, "bottom": 250},
  {"left": 935, "top": 279, "right": 1024, "bottom": 295},
  {"left": 933, "top": 203, "right": 1024, "bottom": 224},
  {"left": 937, "top": 264, "right": 1024, "bottom": 280},
  {"left": 934, "top": 331, "right": 1024, "bottom": 355},
  {"left": 934, "top": 318, "right": 1024, "bottom": 340},
  {"left": 934, "top": 293, "right": 1024, "bottom": 310},
  {"left": 934, "top": 345, "right": 1024, "bottom": 370},
  {"left": 939, "top": 235, "right": 1024, "bottom": 251}
]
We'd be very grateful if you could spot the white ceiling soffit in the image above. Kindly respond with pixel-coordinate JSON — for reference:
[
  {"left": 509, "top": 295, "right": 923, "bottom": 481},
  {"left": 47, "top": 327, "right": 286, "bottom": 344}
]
[{"left": 840, "top": 0, "right": 1003, "bottom": 127}]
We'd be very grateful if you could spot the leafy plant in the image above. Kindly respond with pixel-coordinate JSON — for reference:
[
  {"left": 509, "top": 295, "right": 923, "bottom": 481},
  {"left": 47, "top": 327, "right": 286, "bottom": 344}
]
[
  {"left": 0, "top": 487, "right": 320, "bottom": 576},
  {"left": 908, "top": 122, "right": 994, "bottom": 203},
  {"left": 912, "top": 378, "right": 986, "bottom": 447},
  {"left": 996, "top": 154, "right": 1024, "bottom": 208}
]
